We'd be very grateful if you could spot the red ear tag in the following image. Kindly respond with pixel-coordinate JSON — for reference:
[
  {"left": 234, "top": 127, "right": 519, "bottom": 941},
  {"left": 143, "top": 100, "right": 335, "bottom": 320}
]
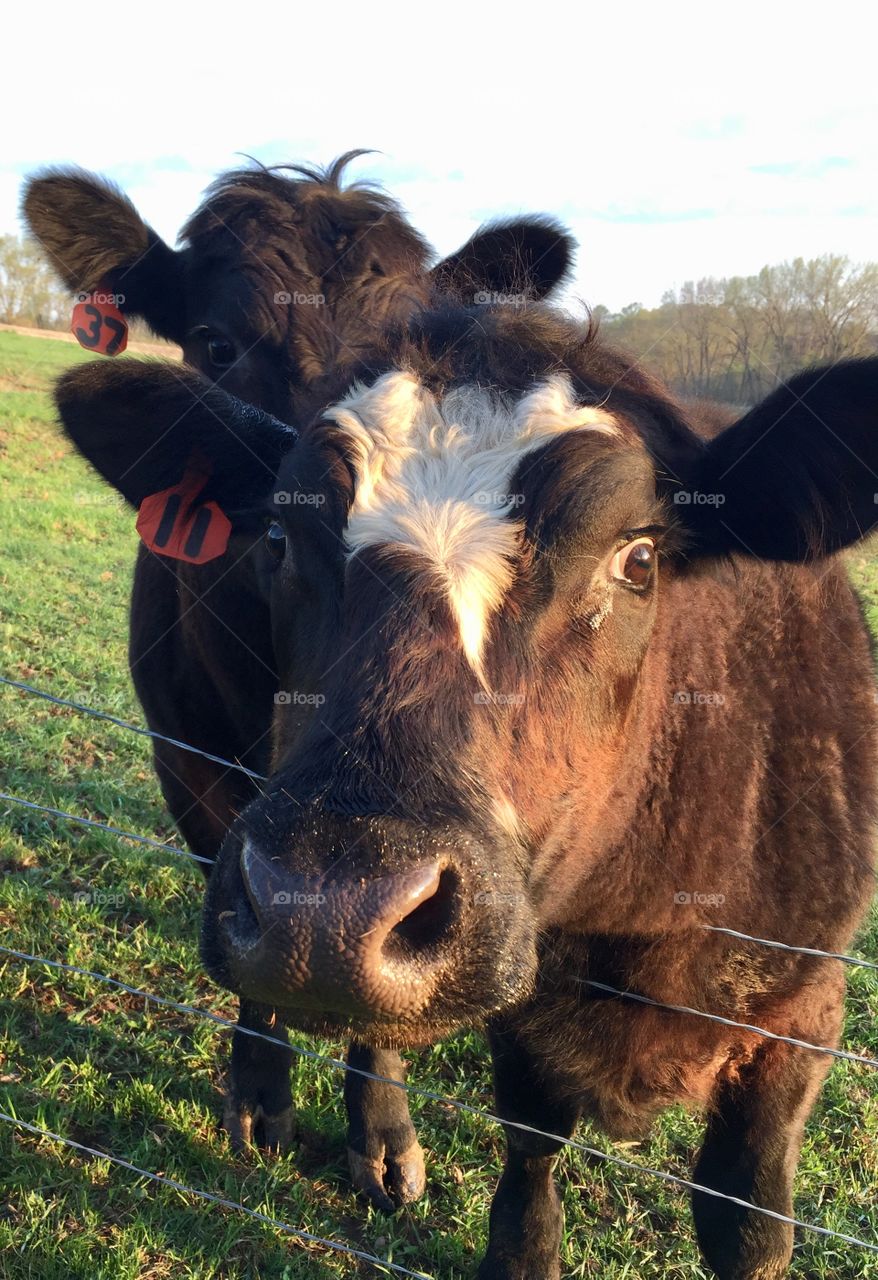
[
  {"left": 71, "top": 282, "right": 128, "bottom": 355},
  {"left": 136, "top": 467, "right": 231, "bottom": 564}
]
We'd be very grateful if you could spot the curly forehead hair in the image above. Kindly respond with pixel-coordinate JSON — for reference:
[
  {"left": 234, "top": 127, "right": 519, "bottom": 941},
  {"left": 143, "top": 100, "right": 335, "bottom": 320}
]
[{"left": 181, "top": 150, "right": 431, "bottom": 268}]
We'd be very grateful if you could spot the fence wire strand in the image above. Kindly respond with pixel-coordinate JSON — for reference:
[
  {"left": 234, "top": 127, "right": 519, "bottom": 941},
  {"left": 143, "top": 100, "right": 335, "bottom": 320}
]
[
  {"left": 0, "top": 674, "right": 266, "bottom": 781},
  {"left": 578, "top": 979, "right": 878, "bottom": 1068},
  {"left": 0, "top": 792, "right": 211, "bottom": 867},
  {"left": 702, "top": 923, "right": 878, "bottom": 972},
  {"left": 2, "top": 945, "right": 877, "bottom": 1258}
]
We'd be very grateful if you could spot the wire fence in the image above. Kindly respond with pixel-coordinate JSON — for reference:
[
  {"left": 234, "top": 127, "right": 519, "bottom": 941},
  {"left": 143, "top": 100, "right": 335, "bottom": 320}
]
[
  {"left": 3, "top": 672, "right": 877, "bottom": 972},
  {"left": 0, "top": 799, "right": 873, "bottom": 1071},
  {"left": 2, "top": 945, "right": 877, "bottom": 1262},
  {"left": 700, "top": 923, "right": 878, "bottom": 973},
  {"left": 2, "top": 671, "right": 878, "bottom": 1270}
]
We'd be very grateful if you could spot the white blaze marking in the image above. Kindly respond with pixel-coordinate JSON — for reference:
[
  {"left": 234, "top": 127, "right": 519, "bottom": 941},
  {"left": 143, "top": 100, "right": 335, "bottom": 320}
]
[{"left": 329, "top": 372, "right": 619, "bottom": 669}]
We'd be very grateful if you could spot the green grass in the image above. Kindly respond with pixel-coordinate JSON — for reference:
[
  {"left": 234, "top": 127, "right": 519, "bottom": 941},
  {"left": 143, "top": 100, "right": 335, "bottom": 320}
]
[{"left": 0, "top": 329, "right": 876, "bottom": 1278}]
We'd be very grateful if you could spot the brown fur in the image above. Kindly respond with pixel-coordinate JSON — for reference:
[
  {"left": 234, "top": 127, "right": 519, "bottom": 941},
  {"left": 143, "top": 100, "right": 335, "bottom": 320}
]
[{"left": 56, "top": 303, "right": 878, "bottom": 1279}]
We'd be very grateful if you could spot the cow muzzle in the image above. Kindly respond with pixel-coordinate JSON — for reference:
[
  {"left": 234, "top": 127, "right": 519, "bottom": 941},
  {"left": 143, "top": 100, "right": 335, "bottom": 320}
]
[
  {"left": 201, "top": 808, "right": 540, "bottom": 1042},
  {"left": 220, "top": 839, "right": 461, "bottom": 1023}
]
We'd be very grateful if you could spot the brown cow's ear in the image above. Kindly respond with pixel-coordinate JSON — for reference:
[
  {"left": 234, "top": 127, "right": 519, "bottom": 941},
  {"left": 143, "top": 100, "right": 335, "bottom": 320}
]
[
  {"left": 670, "top": 357, "right": 878, "bottom": 560},
  {"left": 54, "top": 360, "right": 297, "bottom": 511},
  {"left": 21, "top": 168, "right": 186, "bottom": 344},
  {"left": 431, "top": 217, "right": 575, "bottom": 303}
]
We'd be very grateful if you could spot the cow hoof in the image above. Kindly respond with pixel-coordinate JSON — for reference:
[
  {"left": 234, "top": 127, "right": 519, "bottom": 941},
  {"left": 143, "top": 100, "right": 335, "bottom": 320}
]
[
  {"left": 477, "top": 1254, "right": 561, "bottom": 1280},
  {"left": 223, "top": 1099, "right": 297, "bottom": 1154},
  {"left": 348, "top": 1140, "right": 427, "bottom": 1212}
]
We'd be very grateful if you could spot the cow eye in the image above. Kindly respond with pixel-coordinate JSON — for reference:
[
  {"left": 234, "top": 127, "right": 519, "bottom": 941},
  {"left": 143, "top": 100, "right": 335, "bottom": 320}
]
[
  {"left": 609, "top": 537, "right": 655, "bottom": 589},
  {"left": 264, "top": 521, "right": 287, "bottom": 564},
  {"left": 207, "top": 334, "right": 236, "bottom": 368}
]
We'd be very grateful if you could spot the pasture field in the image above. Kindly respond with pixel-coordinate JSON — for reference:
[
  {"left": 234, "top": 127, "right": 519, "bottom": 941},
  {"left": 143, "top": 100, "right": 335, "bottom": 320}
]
[{"left": 0, "top": 329, "right": 876, "bottom": 1279}]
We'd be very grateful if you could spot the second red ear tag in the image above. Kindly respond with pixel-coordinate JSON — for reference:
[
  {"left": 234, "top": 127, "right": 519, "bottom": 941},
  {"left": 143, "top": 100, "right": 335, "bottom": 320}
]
[
  {"left": 72, "top": 283, "right": 129, "bottom": 355},
  {"left": 136, "top": 467, "right": 231, "bottom": 564}
]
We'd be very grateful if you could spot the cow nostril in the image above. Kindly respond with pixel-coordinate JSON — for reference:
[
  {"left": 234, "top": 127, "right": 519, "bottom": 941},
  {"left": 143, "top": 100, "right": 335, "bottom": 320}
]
[{"left": 384, "top": 867, "right": 458, "bottom": 959}]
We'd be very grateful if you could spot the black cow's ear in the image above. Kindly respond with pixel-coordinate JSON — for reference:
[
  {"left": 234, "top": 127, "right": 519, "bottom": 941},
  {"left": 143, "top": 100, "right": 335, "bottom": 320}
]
[
  {"left": 431, "top": 216, "right": 575, "bottom": 302},
  {"left": 22, "top": 168, "right": 186, "bottom": 344},
  {"left": 54, "top": 360, "right": 297, "bottom": 510},
  {"left": 670, "top": 358, "right": 878, "bottom": 560}
]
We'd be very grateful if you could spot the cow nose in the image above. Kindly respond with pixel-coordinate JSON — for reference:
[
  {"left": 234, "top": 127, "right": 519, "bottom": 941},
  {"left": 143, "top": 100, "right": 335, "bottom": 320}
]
[{"left": 234, "top": 843, "right": 459, "bottom": 1018}]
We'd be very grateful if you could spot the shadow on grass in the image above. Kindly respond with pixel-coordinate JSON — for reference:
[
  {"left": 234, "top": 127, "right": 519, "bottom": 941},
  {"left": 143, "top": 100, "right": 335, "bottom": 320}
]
[{"left": 0, "top": 996, "right": 450, "bottom": 1278}]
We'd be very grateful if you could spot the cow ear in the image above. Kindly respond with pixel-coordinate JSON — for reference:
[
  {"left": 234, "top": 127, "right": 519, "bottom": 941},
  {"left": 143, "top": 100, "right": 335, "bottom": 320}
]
[
  {"left": 22, "top": 168, "right": 186, "bottom": 344},
  {"left": 431, "top": 216, "right": 575, "bottom": 302},
  {"left": 671, "top": 358, "right": 878, "bottom": 560},
  {"left": 54, "top": 360, "right": 297, "bottom": 510}
]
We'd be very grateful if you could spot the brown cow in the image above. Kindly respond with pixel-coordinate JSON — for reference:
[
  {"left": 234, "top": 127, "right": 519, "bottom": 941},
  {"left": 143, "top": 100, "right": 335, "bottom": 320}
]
[{"left": 55, "top": 302, "right": 878, "bottom": 1279}]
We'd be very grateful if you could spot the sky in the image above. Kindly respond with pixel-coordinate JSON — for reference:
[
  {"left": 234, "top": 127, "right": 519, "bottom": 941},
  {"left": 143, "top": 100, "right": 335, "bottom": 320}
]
[{"left": 4, "top": 3, "right": 878, "bottom": 312}]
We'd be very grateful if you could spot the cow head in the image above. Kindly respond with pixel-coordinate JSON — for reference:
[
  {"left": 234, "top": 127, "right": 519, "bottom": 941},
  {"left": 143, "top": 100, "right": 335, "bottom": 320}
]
[
  {"left": 55, "top": 310, "right": 878, "bottom": 1046},
  {"left": 24, "top": 154, "right": 574, "bottom": 420}
]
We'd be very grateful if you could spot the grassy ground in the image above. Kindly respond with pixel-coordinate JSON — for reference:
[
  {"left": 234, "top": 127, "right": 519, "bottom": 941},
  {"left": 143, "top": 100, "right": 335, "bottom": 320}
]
[{"left": 0, "top": 329, "right": 876, "bottom": 1279}]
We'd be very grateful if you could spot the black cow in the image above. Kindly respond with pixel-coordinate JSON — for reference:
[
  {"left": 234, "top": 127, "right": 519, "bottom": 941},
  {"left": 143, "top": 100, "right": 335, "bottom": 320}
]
[{"left": 26, "top": 156, "right": 575, "bottom": 1206}]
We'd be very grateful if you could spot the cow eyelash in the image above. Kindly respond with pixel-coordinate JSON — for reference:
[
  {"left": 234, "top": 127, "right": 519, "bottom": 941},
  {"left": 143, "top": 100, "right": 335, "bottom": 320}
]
[{"left": 618, "top": 524, "right": 667, "bottom": 544}]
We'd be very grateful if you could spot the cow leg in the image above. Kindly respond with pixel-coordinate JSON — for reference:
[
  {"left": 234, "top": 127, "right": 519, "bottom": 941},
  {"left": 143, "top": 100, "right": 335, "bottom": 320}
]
[
  {"left": 129, "top": 551, "right": 298, "bottom": 1151},
  {"left": 691, "top": 995, "right": 840, "bottom": 1280},
  {"left": 478, "top": 1021, "right": 581, "bottom": 1280},
  {"left": 151, "top": 739, "right": 247, "bottom": 874},
  {"left": 222, "top": 1000, "right": 296, "bottom": 1150},
  {"left": 344, "top": 1043, "right": 426, "bottom": 1211},
  {"left": 150, "top": 739, "right": 298, "bottom": 1152}
]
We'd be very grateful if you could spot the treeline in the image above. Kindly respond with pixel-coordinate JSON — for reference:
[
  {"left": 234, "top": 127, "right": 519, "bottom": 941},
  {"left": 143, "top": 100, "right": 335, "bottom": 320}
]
[
  {"left": 597, "top": 255, "right": 878, "bottom": 407},
  {"left": 0, "top": 234, "right": 70, "bottom": 329}
]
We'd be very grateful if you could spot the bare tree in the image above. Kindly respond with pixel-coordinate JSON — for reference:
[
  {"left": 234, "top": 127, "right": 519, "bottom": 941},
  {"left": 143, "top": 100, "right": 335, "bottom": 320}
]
[
  {"left": 600, "top": 254, "right": 878, "bottom": 406},
  {"left": 0, "top": 234, "right": 72, "bottom": 327}
]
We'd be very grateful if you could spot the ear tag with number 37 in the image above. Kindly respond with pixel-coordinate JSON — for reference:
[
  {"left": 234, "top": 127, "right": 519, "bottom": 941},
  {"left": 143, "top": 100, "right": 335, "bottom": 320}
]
[{"left": 71, "top": 282, "right": 129, "bottom": 355}]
